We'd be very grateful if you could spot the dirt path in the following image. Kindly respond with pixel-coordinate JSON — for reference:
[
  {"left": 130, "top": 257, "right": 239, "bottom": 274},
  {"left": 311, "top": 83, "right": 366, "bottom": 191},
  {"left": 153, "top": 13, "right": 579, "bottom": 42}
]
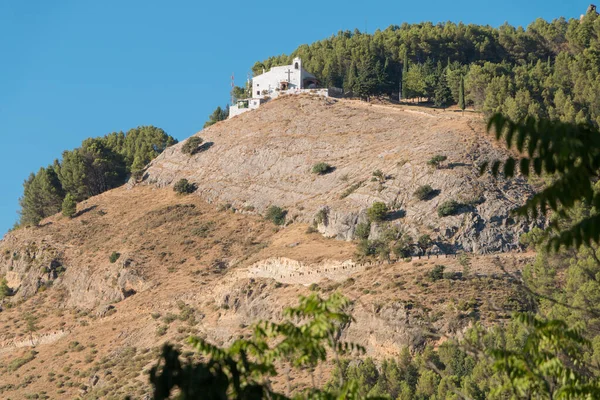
[{"left": 239, "top": 251, "right": 532, "bottom": 286}]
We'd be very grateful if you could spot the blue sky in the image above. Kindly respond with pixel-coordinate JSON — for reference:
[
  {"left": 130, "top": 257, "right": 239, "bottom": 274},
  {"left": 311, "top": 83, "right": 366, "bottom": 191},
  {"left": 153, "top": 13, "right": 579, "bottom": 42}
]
[{"left": 0, "top": 0, "right": 588, "bottom": 235}]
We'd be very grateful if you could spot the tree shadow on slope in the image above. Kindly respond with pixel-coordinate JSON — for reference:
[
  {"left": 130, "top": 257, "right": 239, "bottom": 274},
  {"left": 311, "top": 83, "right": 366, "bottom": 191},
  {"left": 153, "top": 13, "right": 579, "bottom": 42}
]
[{"left": 192, "top": 142, "right": 214, "bottom": 155}]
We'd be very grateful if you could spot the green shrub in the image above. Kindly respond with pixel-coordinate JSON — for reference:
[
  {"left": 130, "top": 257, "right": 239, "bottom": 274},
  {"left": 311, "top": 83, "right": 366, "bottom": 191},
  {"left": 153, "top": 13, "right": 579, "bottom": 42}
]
[
  {"left": 367, "top": 202, "right": 388, "bottom": 222},
  {"left": 443, "top": 271, "right": 461, "bottom": 280},
  {"left": 417, "top": 234, "right": 432, "bottom": 252},
  {"left": 162, "top": 313, "right": 178, "bottom": 324},
  {"left": 356, "top": 239, "right": 376, "bottom": 257},
  {"left": 427, "top": 155, "right": 447, "bottom": 168},
  {"left": 340, "top": 182, "right": 362, "bottom": 199},
  {"left": 372, "top": 169, "right": 385, "bottom": 182},
  {"left": 173, "top": 179, "right": 196, "bottom": 194},
  {"left": 354, "top": 222, "right": 371, "bottom": 240},
  {"left": 427, "top": 265, "right": 445, "bottom": 281},
  {"left": 314, "top": 208, "right": 329, "bottom": 225},
  {"left": 109, "top": 252, "right": 120, "bottom": 264},
  {"left": 181, "top": 137, "right": 203, "bottom": 155},
  {"left": 459, "top": 252, "right": 471, "bottom": 277},
  {"left": 0, "top": 278, "right": 10, "bottom": 299},
  {"left": 393, "top": 241, "right": 412, "bottom": 258},
  {"left": 7, "top": 350, "right": 37, "bottom": 372},
  {"left": 191, "top": 222, "right": 215, "bottom": 238},
  {"left": 414, "top": 185, "right": 435, "bottom": 200},
  {"left": 437, "top": 200, "right": 461, "bottom": 217},
  {"left": 61, "top": 193, "right": 77, "bottom": 218},
  {"left": 156, "top": 325, "right": 168, "bottom": 337},
  {"left": 265, "top": 206, "right": 287, "bottom": 226},
  {"left": 312, "top": 162, "right": 334, "bottom": 175},
  {"left": 356, "top": 239, "right": 389, "bottom": 259}
]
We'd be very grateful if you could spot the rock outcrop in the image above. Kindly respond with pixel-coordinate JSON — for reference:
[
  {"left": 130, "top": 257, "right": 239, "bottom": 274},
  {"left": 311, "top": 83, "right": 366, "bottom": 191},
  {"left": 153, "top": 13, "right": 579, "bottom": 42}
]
[{"left": 143, "top": 95, "right": 541, "bottom": 253}]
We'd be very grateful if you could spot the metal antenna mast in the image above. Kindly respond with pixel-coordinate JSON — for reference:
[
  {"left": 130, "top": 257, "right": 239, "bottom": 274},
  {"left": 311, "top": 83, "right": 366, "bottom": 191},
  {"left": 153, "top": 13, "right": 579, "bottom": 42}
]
[{"left": 230, "top": 73, "right": 235, "bottom": 105}]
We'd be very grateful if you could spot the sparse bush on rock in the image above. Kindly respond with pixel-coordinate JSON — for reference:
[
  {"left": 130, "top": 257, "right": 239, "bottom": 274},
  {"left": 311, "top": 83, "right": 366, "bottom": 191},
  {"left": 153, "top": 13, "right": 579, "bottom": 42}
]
[
  {"left": 372, "top": 169, "right": 385, "bottom": 182},
  {"left": 340, "top": 182, "right": 362, "bottom": 199},
  {"left": 367, "top": 202, "right": 388, "bottom": 222},
  {"left": 414, "top": 185, "right": 435, "bottom": 200},
  {"left": 314, "top": 208, "right": 329, "bottom": 225},
  {"left": 265, "top": 206, "right": 287, "bottom": 226},
  {"left": 173, "top": 179, "right": 196, "bottom": 194},
  {"left": 427, "top": 155, "right": 447, "bottom": 169},
  {"left": 109, "top": 251, "right": 120, "bottom": 264},
  {"left": 354, "top": 222, "right": 371, "bottom": 240},
  {"left": 437, "top": 200, "right": 461, "bottom": 217},
  {"left": 312, "top": 162, "right": 334, "bottom": 175},
  {"left": 427, "top": 265, "right": 445, "bottom": 281},
  {"left": 182, "top": 137, "right": 203, "bottom": 155}
]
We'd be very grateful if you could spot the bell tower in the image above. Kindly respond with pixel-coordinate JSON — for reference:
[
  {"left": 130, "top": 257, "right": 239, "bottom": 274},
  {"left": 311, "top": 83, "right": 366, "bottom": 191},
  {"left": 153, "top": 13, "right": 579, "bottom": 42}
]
[{"left": 293, "top": 57, "right": 302, "bottom": 88}]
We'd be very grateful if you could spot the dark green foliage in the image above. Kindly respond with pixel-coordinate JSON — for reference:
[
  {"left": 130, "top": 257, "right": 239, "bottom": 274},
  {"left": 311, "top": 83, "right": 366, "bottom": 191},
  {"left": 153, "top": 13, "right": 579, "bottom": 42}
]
[
  {"left": 401, "top": 53, "right": 409, "bottom": 100},
  {"left": 372, "top": 170, "right": 385, "bottom": 182},
  {"left": 253, "top": 17, "right": 600, "bottom": 126},
  {"left": 173, "top": 179, "right": 197, "bottom": 194},
  {"left": 367, "top": 202, "right": 388, "bottom": 222},
  {"left": 340, "top": 182, "right": 362, "bottom": 199},
  {"left": 356, "top": 239, "right": 390, "bottom": 260},
  {"left": 19, "top": 166, "right": 64, "bottom": 226},
  {"left": 437, "top": 200, "right": 460, "bottom": 217},
  {"left": 356, "top": 225, "right": 412, "bottom": 260},
  {"left": 109, "top": 252, "right": 120, "bottom": 264},
  {"left": 0, "top": 278, "right": 10, "bottom": 299},
  {"left": 103, "top": 126, "right": 176, "bottom": 168},
  {"left": 17, "top": 126, "right": 175, "bottom": 228},
  {"left": 434, "top": 70, "right": 452, "bottom": 108},
  {"left": 314, "top": 208, "right": 329, "bottom": 225},
  {"left": 181, "top": 136, "right": 203, "bottom": 155},
  {"left": 490, "top": 313, "right": 600, "bottom": 398},
  {"left": 149, "top": 293, "right": 377, "bottom": 400},
  {"left": 417, "top": 234, "right": 432, "bottom": 253},
  {"left": 203, "top": 106, "right": 229, "bottom": 128},
  {"left": 232, "top": 84, "right": 251, "bottom": 101},
  {"left": 427, "top": 265, "right": 445, "bottom": 281},
  {"left": 354, "top": 222, "right": 371, "bottom": 240},
  {"left": 312, "top": 162, "right": 334, "bottom": 175},
  {"left": 427, "top": 155, "right": 447, "bottom": 168},
  {"left": 413, "top": 185, "right": 435, "bottom": 200},
  {"left": 458, "top": 75, "right": 466, "bottom": 111},
  {"left": 61, "top": 193, "right": 77, "bottom": 218},
  {"left": 265, "top": 206, "right": 287, "bottom": 226},
  {"left": 57, "top": 138, "right": 126, "bottom": 200},
  {"left": 483, "top": 114, "right": 600, "bottom": 250},
  {"left": 351, "top": 59, "right": 386, "bottom": 100}
]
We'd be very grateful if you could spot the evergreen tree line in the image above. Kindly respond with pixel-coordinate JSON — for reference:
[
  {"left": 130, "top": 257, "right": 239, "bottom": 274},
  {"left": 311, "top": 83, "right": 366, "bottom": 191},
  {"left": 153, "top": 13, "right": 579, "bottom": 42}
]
[
  {"left": 18, "top": 126, "right": 177, "bottom": 227},
  {"left": 250, "top": 12, "right": 600, "bottom": 125}
]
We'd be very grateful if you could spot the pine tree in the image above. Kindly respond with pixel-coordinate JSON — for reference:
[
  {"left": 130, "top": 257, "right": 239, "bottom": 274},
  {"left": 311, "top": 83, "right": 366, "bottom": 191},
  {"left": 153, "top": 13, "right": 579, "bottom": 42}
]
[
  {"left": 19, "top": 167, "right": 64, "bottom": 226},
  {"left": 401, "top": 53, "right": 409, "bottom": 100},
  {"left": 433, "top": 71, "right": 452, "bottom": 108},
  {"left": 354, "top": 59, "right": 378, "bottom": 100},
  {"left": 61, "top": 193, "right": 77, "bottom": 218},
  {"left": 458, "top": 75, "right": 466, "bottom": 112}
]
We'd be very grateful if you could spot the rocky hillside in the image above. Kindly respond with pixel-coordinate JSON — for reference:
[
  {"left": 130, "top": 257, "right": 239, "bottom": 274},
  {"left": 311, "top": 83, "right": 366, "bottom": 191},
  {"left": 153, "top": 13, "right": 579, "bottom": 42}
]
[
  {"left": 0, "top": 96, "right": 540, "bottom": 399},
  {"left": 144, "top": 95, "right": 539, "bottom": 254}
]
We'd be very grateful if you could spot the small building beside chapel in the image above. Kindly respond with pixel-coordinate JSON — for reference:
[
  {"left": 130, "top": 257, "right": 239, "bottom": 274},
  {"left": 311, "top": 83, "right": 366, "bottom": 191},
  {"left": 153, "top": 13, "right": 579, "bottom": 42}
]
[{"left": 229, "top": 57, "right": 326, "bottom": 118}]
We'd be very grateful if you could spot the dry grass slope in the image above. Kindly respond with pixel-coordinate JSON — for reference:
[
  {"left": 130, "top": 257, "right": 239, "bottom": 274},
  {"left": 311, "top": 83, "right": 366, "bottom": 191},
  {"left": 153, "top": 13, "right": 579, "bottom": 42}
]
[{"left": 0, "top": 97, "right": 538, "bottom": 398}]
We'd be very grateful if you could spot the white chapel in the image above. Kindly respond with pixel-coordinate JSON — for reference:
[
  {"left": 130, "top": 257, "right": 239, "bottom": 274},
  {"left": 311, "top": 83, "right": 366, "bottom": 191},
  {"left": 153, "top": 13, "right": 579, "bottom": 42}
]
[{"left": 229, "top": 57, "right": 326, "bottom": 118}]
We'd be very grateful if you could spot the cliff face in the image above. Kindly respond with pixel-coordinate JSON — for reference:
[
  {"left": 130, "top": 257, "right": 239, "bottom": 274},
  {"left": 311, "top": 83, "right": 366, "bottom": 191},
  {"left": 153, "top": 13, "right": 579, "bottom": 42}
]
[{"left": 143, "top": 95, "right": 539, "bottom": 254}]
